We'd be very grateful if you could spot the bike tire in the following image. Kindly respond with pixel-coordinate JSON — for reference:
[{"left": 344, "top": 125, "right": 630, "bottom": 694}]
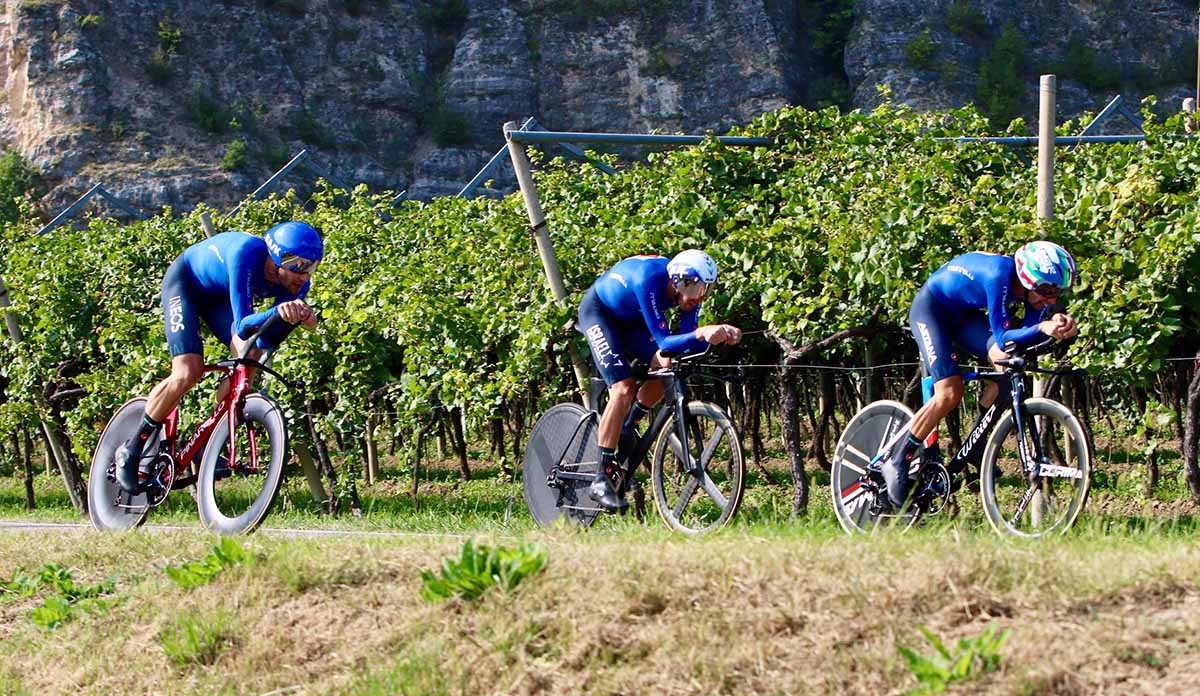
[
  {"left": 831, "top": 400, "right": 920, "bottom": 534},
  {"left": 196, "top": 393, "right": 288, "bottom": 535},
  {"left": 522, "top": 402, "right": 602, "bottom": 528},
  {"left": 650, "top": 401, "right": 745, "bottom": 535},
  {"left": 979, "top": 397, "right": 1091, "bottom": 538},
  {"left": 87, "top": 397, "right": 157, "bottom": 531}
]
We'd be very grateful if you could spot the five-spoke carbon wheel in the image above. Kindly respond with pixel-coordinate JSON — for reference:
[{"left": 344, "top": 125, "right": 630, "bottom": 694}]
[{"left": 650, "top": 401, "right": 745, "bottom": 535}]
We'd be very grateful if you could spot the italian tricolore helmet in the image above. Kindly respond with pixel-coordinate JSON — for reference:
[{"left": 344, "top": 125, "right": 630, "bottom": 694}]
[{"left": 1014, "top": 240, "right": 1076, "bottom": 296}]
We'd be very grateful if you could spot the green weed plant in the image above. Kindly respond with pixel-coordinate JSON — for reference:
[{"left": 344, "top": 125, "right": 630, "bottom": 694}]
[
  {"left": 420, "top": 540, "right": 547, "bottom": 602},
  {"left": 165, "top": 537, "right": 256, "bottom": 589},
  {"left": 898, "top": 623, "right": 1010, "bottom": 694},
  {"left": 1, "top": 563, "right": 118, "bottom": 631}
]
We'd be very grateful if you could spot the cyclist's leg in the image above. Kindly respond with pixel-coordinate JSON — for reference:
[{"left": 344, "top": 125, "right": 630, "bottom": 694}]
[
  {"left": 200, "top": 303, "right": 243, "bottom": 404},
  {"left": 578, "top": 289, "right": 636, "bottom": 510},
  {"left": 954, "top": 314, "right": 1006, "bottom": 409},
  {"left": 883, "top": 288, "right": 964, "bottom": 506},
  {"left": 116, "top": 260, "right": 205, "bottom": 491},
  {"left": 627, "top": 328, "right": 664, "bottom": 428}
]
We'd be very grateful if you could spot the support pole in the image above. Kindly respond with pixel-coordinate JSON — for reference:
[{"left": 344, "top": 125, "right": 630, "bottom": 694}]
[
  {"left": 0, "top": 278, "right": 22, "bottom": 344},
  {"left": 504, "top": 120, "right": 593, "bottom": 407},
  {"left": 199, "top": 211, "right": 217, "bottom": 238},
  {"left": 1037, "top": 75, "right": 1056, "bottom": 226}
]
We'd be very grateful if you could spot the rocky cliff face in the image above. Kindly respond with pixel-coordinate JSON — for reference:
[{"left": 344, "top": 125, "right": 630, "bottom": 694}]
[
  {"left": 0, "top": 0, "right": 1194, "bottom": 219},
  {"left": 845, "top": 0, "right": 1195, "bottom": 123}
]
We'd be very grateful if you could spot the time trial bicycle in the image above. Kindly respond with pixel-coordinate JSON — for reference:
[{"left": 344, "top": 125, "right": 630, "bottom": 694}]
[
  {"left": 831, "top": 339, "right": 1092, "bottom": 538},
  {"left": 88, "top": 316, "right": 300, "bottom": 535},
  {"left": 523, "top": 348, "right": 746, "bottom": 535}
]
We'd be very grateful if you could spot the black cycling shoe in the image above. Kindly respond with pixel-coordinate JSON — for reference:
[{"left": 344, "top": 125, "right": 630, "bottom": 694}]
[
  {"left": 588, "top": 477, "right": 628, "bottom": 512},
  {"left": 113, "top": 438, "right": 145, "bottom": 494},
  {"left": 881, "top": 456, "right": 910, "bottom": 510}
]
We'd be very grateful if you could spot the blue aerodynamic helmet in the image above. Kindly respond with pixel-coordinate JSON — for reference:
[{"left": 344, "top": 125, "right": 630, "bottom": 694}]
[{"left": 264, "top": 221, "right": 323, "bottom": 273}]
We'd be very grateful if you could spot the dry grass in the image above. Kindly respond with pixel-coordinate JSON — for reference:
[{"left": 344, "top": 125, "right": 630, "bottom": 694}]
[{"left": 0, "top": 527, "right": 1198, "bottom": 695}]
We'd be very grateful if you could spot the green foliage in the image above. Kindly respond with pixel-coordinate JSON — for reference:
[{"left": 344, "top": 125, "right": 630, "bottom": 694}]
[
  {"left": 259, "top": 0, "right": 305, "bottom": 18},
  {"left": 159, "top": 608, "right": 236, "bottom": 666},
  {"left": 1059, "top": 37, "right": 1120, "bottom": 92},
  {"left": 418, "top": 0, "right": 467, "bottom": 31},
  {"left": 0, "top": 151, "right": 38, "bottom": 226},
  {"left": 262, "top": 141, "right": 292, "bottom": 169},
  {"left": 294, "top": 111, "right": 335, "bottom": 148},
  {"left": 944, "top": 1, "right": 986, "bottom": 39},
  {"left": 221, "top": 138, "right": 248, "bottom": 171},
  {"left": 976, "top": 24, "right": 1027, "bottom": 126},
  {"left": 0, "top": 101, "right": 1199, "bottom": 492},
  {"left": 186, "top": 86, "right": 233, "bottom": 135},
  {"left": 157, "top": 18, "right": 182, "bottom": 55},
  {"left": 427, "top": 102, "right": 469, "bottom": 147},
  {"left": 898, "top": 623, "right": 1009, "bottom": 694},
  {"left": 905, "top": 29, "right": 937, "bottom": 71},
  {"left": 805, "top": 0, "right": 856, "bottom": 110},
  {"left": 145, "top": 49, "right": 172, "bottom": 84},
  {"left": 1, "top": 563, "right": 118, "bottom": 631},
  {"left": 165, "top": 537, "right": 255, "bottom": 589},
  {"left": 76, "top": 13, "right": 101, "bottom": 28},
  {"left": 420, "top": 540, "right": 547, "bottom": 601}
]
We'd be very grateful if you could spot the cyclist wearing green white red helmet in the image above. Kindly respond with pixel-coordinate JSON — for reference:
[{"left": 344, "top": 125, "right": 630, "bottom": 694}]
[
  {"left": 577, "top": 249, "right": 743, "bottom": 512},
  {"left": 113, "top": 221, "right": 323, "bottom": 493},
  {"left": 882, "top": 240, "right": 1080, "bottom": 510}
]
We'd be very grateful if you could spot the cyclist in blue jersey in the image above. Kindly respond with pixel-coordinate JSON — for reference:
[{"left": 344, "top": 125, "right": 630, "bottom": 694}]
[
  {"left": 882, "top": 240, "right": 1080, "bottom": 509},
  {"left": 114, "top": 221, "right": 323, "bottom": 493},
  {"left": 578, "top": 250, "right": 743, "bottom": 511}
]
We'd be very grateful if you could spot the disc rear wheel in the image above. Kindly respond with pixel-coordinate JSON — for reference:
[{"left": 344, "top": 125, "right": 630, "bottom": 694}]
[
  {"left": 523, "top": 403, "right": 602, "bottom": 528},
  {"left": 88, "top": 397, "right": 157, "bottom": 531}
]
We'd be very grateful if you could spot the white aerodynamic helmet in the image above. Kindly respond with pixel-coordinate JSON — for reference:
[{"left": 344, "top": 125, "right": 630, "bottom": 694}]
[{"left": 667, "top": 249, "right": 718, "bottom": 289}]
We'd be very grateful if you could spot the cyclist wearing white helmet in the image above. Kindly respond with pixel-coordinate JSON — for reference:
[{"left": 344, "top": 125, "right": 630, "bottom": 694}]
[
  {"left": 882, "top": 241, "right": 1079, "bottom": 510},
  {"left": 114, "top": 222, "right": 323, "bottom": 493},
  {"left": 578, "top": 249, "right": 743, "bottom": 511}
]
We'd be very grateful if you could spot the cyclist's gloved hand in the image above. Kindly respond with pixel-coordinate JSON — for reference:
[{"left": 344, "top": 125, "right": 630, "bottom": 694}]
[{"left": 1038, "top": 313, "right": 1077, "bottom": 341}]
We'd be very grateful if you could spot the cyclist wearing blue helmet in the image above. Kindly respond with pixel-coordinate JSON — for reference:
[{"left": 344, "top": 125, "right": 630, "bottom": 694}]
[
  {"left": 578, "top": 249, "right": 743, "bottom": 511},
  {"left": 882, "top": 241, "right": 1080, "bottom": 510},
  {"left": 114, "top": 221, "right": 323, "bottom": 493}
]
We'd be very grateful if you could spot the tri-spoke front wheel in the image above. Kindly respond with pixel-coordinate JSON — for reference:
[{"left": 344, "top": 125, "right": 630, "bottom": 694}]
[
  {"left": 196, "top": 393, "right": 288, "bottom": 535},
  {"left": 650, "top": 401, "right": 745, "bottom": 535},
  {"left": 831, "top": 400, "right": 919, "bottom": 534}
]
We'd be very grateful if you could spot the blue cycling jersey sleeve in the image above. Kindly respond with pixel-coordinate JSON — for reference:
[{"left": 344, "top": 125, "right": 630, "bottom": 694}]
[
  {"left": 929, "top": 252, "right": 1047, "bottom": 349},
  {"left": 983, "top": 273, "right": 1046, "bottom": 348},
  {"left": 183, "top": 232, "right": 307, "bottom": 350},
  {"left": 595, "top": 256, "right": 708, "bottom": 355}
]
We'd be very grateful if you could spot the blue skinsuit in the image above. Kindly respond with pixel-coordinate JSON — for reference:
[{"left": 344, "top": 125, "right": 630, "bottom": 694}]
[
  {"left": 909, "top": 252, "right": 1047, "bottom": 381},
  {"left": 578, "top": 255, "right": 707, "bottom": 385},
  {"left": 160, "top": 231, "right": 308, "bottom": 356}
]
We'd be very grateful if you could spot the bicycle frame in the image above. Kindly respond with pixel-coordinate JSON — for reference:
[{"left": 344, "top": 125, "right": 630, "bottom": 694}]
[
  {"left": 161, "top": 362, "right": 256, "bottom": 481},
  {"left": 916, "top": 354, "right": 1086, "bottom": 497},
  {"left": 548, "top": 360, "right": 706, "bottom": 501}
]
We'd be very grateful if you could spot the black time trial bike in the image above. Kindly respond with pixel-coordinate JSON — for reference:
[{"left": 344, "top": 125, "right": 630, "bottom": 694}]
[
  {"left": 831, "top": 339, "right": 1092, "bottom": 538},
  {"left": 522, "top": 348, "right": 746, "bottom": 535}
]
